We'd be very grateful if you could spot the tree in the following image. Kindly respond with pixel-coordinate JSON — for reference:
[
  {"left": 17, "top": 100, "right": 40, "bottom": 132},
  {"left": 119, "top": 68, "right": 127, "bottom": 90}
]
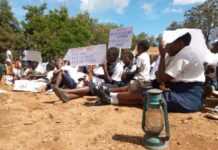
[
  {"left": 0, "top": 0, "right": 20, "bottom": 51},
  {"left": 184, "top": 0, "right": 218, "bottom": 42},
  {"left": 167, "top": 21, "right": 183, "bottom": 30}
]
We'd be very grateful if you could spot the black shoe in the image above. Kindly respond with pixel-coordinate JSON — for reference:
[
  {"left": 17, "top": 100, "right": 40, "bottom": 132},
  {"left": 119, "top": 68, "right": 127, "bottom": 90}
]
[{"left": 53, "top": 86, "right": 70, "bottom": 103}]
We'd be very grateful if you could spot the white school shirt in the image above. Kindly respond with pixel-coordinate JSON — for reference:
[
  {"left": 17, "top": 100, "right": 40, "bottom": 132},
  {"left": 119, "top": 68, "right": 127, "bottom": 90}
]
[
  {"left": 134, "top": 52, "right": 151, "bottom": 81},
  {"left": 62, "top": 65, "right": 86, "bottom": 83},
  {"left": 13, "top": 68, "right": 22, "bottom": 78},
  {"left": 150, "top": 56, "right": 160, "bottom": 80},
  {"left": 111, "top": 61, "right": 124, "bottom": 82},
  {"left": 165, "top": 47, "right": 205, "bottom": 83},
  {"left": 6, "top": 50, "right": 12, "bottom": 61}
]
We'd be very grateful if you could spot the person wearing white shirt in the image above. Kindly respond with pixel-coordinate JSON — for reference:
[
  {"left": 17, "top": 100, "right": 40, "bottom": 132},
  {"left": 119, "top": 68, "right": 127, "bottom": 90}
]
[
  {"left": 156, "top": 32, "right": 204, "bottom": 112},
  {"left": 6, "top": 49, "right": 13, "bottom": 62},
  {"left": 97, "top": 40, "right": 151, "bottom": 105}
]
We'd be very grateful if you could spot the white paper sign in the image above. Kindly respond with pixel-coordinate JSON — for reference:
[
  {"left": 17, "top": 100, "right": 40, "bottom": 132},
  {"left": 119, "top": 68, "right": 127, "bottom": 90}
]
[
  {"left": 13, "top": 80, "right": 47, "bottom": 93},
  {"left": 108, "top": 27, "right": 133, "bottom": 49},
  {"left": 209, "top": 27, "right": 218, "bottom": 43},
  {"left": 23, "top": 50, "right": 42, "bottom": 62},
  {"left": 64, "top": 44, "right": 106, "bottom": 66}
]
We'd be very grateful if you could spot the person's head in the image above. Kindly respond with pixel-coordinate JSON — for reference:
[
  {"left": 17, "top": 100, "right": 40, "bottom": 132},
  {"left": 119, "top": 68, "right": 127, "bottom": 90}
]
[
  {"left": 55, "top": 58, "right": 64, "bottom": 69},
  {"left": 211, "top": 41, "right": 218, "bottom": 53},
  {"left": 107, "top": 47, "right": 119, "bottom": 64},
  {"left": 46, "top": 61, "right": 55, "bottom": 72},
  {"left": 136, "top": 40, "right": 150, "bottom": 55},
  {"left": 165, "top": 32, "right": 191, "bottom": 56},
  {"left": 14, "top": 59, "right": 22, "bottom": 69},
  {"left": 122, "top": 51, "right": 134, "bottom": 66},
  {"left": 31, "top": 61, "right": 38, "bottom": 70},
  {"left": 63, "top": 60, "right": 70, "bottom": 66}
]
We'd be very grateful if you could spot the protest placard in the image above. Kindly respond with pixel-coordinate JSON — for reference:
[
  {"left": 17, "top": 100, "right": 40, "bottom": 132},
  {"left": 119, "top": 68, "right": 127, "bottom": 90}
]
[
  {"left": 108, "top": 27, "right": 133, "bottom": 49},
  {"left": 209, "top": 27, "right": 218, "bottom": 43},
  {"left": 64, "top": 44, "right": 106, "bottom": 66},
  {"left": 23, "top": 50, "right": 42, "bottom": 62}
]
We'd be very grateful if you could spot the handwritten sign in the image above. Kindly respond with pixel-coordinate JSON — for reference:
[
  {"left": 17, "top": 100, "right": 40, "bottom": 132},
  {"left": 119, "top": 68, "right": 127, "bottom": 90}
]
[
  {"left": 64, "top": 44, "right": 106, "bottom": 66},
  {"left": 108, "top": 27, "right": 133, "bottom": 49},
  {"left": 23, "top": 50, "right": 42, "bottom": 62},
  {"left": 209, "top": 27, "right": 218, "bottom": 43}
]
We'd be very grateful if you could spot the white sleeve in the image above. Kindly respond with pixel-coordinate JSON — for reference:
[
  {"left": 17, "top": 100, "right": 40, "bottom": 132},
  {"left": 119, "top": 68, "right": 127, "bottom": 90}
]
[
  {"left": 111, "top": 63, "right": 124, "bottom": 81},
  {"left": 165, "top": 58, "right": 189, "bottom": 78},
  {"left": 206, "top": 52, "right": 218, "bottom": 65},
  {"left": 136, "top": 57, "right": 143, "bottom": 68}
]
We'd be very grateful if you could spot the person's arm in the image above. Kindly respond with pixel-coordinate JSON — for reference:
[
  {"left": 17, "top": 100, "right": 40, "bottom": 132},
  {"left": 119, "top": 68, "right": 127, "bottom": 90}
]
[
  {"left": 87, "top": 65, "right": 94, "bottom": 81},
  {"left": 102, "top": 63, "right": 112, "bottom": 82},
  {"left": 156, "top": 41, "right": 174, "bottom": 83}
]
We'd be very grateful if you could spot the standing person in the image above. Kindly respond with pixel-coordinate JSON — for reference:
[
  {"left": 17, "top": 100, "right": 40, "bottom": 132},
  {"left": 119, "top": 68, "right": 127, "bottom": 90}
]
[{"left": 6, "top": 49, "right": 13, "bottom": 62}]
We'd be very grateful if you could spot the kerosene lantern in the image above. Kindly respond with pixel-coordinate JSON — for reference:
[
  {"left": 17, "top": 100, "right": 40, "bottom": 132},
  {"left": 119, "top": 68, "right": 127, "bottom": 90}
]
[{"left": 142, "top": 89, "right": 170, "bottom": 150}]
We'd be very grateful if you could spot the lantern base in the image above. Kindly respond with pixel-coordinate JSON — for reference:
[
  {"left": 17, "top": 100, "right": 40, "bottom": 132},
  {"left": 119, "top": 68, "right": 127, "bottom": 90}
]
[{"left": 144, "top": 136, "right": 169, "bottom": 150}]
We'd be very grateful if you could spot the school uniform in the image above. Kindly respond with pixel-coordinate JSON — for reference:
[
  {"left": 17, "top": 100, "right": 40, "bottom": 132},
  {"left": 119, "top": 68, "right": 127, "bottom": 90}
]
[
  {"left": 163, "top": 47, "right": 205, "bottom": 112},
  {"left": 205, "top": 65, "right": 218, "bottom": 90},
  {"left": 61, "top": 65, "right": 86, "bottom": 89},
  {"left": 121, "top": 63, "right": 137, "bottom": 84},
  {"left": 129, "top": 52, "right": 151, "bottom": 93}
]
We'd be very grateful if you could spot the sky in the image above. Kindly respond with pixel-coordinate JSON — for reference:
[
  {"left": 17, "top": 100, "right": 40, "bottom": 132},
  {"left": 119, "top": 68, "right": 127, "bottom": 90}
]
[{"left": 9, "top": 0, "right": 206, "bottom": 36}]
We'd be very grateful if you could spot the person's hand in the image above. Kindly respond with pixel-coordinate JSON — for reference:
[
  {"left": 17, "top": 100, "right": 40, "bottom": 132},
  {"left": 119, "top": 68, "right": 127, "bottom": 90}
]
[{"left": 159, "top": 40, "right": 166, "bottom": 57}]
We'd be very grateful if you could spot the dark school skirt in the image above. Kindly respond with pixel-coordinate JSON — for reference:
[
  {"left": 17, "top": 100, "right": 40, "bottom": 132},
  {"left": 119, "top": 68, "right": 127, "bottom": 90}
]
[
  {"left": 164, "top": 82, "right": 204, "bottom": 113},
  {"left": 152, "top": 80, "right": 204, "bottom": 113}
]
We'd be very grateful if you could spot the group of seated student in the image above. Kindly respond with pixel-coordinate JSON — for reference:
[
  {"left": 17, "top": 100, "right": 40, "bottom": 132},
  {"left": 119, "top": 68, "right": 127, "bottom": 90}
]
[
  {"left": 204, "top": 40, "right": 218, "bottom": 98},
  {"left": 1, "top": 58, "right": 23, "bottom": 84},
  {"left": 1, "top": 31, "right": 215, "bottom": 114},
  {"left": 53, "top": 32, "right": 208, "bottom": 113},
  {"left": 53, "top": 40, "right": 151, "bottom": 105}
]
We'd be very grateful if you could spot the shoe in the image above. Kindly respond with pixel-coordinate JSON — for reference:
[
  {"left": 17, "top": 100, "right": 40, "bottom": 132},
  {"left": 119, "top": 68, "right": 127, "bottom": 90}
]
[{"left": 53, "top": 86, "right": 71, "bottom": 103}]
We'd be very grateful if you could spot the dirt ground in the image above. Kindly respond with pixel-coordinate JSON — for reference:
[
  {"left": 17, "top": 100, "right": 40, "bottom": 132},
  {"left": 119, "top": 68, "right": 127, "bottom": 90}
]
[{"left": 0, "top": 84, "right": 218, "bottom": 150}]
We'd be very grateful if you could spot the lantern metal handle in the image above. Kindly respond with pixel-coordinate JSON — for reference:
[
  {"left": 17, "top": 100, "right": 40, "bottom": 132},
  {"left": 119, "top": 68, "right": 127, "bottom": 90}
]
[
  {"left": 142, "top": 94, "right": 147, "bottom": 132},
  {"left": 161, "top": 98, "right": 170, "bottom": 140}
]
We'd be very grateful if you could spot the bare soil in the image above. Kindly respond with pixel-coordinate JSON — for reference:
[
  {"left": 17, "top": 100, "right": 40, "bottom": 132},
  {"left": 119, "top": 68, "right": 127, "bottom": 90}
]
[{"left": 0, "top": 84, "right": 218, "bottom": 150}]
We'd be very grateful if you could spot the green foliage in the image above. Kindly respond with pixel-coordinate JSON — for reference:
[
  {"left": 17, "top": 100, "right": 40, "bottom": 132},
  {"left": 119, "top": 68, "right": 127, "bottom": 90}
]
[
  {"left": 0, "top": 0, "right": 159, "bottom": 60},
  {"left": 168, "top": 0, "right": 218, "bottom": 43},
  {"left": 0, "top": 0, "right": 21, "bottom": 51}
]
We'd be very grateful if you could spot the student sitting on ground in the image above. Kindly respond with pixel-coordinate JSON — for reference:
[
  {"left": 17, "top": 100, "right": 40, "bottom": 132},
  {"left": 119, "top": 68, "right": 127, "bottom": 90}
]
[
  {"left": 97, "top": 40, "right": 151, "bottom": 105},
  {"left": 155, "top": 32, "right": 205, "bottom": 113},
  {"left": 204, "top": 40, "right": 218, "bottom": 98},
  {"left": 52, "top": 48, "right": 130, "bottom": 102},
  {"left": 0, "top": 58, "right": 5, "bottom": 82},
  {"left": 51, "top": 58, "right": 79, "bottom": 89},
  {"left": 23, "top": 61, "right": 39, "bottom": 79},
  {"left": 13, "top": 58, "right": 22, "bottom": 80},
  {"left": 4, "top": 59, "right": 14, "bottom": 85},
  {"left": 99, "top": 47, "right": 124, "bottom": 86},
  {"left": 120, "top": 50, "right": 137, "bottom": 85}
]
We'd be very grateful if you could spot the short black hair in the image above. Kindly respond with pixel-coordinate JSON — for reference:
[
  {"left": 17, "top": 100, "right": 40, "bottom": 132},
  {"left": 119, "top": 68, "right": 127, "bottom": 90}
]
[
  {"left": 107, "top": 47, "right": 119, "bottom": 59},
  {"left": 137, "top": 40, "right": 150, "bottom": 52},
  {"left": 124, "top": 51, "right": 134, "bottom": 60},
  {"left": 175, "top": 32, "right": 191, "bottom": 46}
]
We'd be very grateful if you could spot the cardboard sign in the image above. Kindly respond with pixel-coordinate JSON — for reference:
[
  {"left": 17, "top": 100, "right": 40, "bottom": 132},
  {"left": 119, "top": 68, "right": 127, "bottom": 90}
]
[
  {"left": 209, "top": 27, "right": 218, "bottom": 43},
  {"left": 108, "top": 27, "right": 133, "bottom": 49},
  {"left": 23, "top": 50, "right": 42, "bottom": 62},
  {"left": 64, "top": 44, "right": 106, "bottom": 66}
]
